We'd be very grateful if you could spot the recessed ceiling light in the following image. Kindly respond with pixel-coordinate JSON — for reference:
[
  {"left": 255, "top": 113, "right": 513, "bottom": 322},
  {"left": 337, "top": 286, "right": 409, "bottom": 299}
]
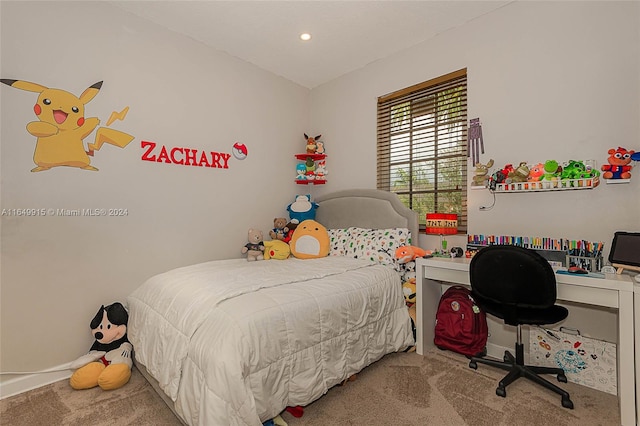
[{"left": 300, "top": 33, "right": 312, "bottom": 41}]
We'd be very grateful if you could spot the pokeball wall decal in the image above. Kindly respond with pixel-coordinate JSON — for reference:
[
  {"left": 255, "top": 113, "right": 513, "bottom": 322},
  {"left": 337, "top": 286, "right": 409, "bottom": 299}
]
[{"left": 232, "top": 142, "right": 248, "bottom": 160}]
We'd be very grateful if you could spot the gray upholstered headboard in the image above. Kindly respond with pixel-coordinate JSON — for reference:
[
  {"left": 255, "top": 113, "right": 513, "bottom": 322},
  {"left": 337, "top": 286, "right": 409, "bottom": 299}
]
[{"left": 315, "top": 189, "right": 419, "bottom": 243}]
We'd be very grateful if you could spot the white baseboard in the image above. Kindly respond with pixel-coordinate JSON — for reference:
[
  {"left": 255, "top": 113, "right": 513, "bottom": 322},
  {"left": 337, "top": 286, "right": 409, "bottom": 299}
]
[
  {"left": 0, "top": 363, "right": 72, "bottom": 400},
  {"left": 486, "top": 341, "right": 511, "bottom": 360},
  {"left": 486, "top": 342, "right": 536, "bottom": 363}
]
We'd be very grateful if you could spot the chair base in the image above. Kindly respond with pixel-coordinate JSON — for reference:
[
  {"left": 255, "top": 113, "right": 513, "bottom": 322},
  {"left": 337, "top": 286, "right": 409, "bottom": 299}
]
[{"left": 469, "top": 343, "right": 574, "bottom": 409}]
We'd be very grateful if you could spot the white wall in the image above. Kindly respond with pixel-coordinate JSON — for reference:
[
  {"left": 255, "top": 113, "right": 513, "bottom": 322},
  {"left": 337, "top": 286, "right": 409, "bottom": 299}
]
[
  {"left": 1, "top": 0, "right": 638, "bottom": 392},
  {"left": 0, "top": 1, "right": 309, "bottom": 379},
  {"left": 310, "top": 1, "right": 639, "bottom": 345}
]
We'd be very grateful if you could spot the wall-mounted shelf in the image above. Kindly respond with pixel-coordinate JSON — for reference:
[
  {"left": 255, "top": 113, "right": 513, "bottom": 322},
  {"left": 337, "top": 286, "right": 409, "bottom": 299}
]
[
  {"left": 604, "top": 179, "right": 630, "bottom": 184},
  {"left": 294, "top": 153, "right": 327, "bottom": 185},
  {"left": 296, "top": 179, "right": 326, "bottom": 185},
  {"left": 491, "top": 176, "right": 600, "bottom": 193},
  {"left": 295, "top": 153, "right": 326, "bottom": 161}
]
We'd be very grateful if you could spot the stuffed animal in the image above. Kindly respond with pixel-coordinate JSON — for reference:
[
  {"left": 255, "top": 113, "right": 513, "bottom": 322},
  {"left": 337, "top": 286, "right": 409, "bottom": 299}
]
[
  {"left": 282, "top": 219, "right": 299, "bottom": 243},
  {"left": 315, "top": 160, "right": 328, "bottom": 180},
  {"left": 471, "top": 158, "right": 494, "bottom": 187},
  {"left": 263, "top": 240, "right": 291, "bottom": 260},
  {"left": 395, "top": 245, "right": 431, "bottom": 264},
  {"left": 304, "top": 133, "right": 321, "bottom": 154},
  {"left": 403, "top": 278, "right": 416, "bottom": 307},
  {"left": 602, "top": 147, "right": 635, "bottom": 179},
  {"left": 241, "top": 228, "right": 265, "bottom": 261},
  {"left": 488, "top": 164, "right": 512, "bottom": 190},
  {"left": 402, "top": 278, "right": 417, "bottom": 352},
  {"left": 69, "top": 302, "right": 133, "bottom": 391},
  {"left": 269, "top": 217, "right": 288, "bottom": 241},
  {"left": 507, "top": 162, "right": 529, "bottom": 183},
  {"left": 287, "top": 194, "right": 319, "bottom": 223},
  {"left": 541, "top": 160, "right": 562, "bottom": 187},
  {"left": 295, "top": 163, "right": 307, "bottom": 180},
  {"left": 527, "top": 163, "right": 544, "bottom": 182},
  {"left": 561, "top": 160, "right": 586, "bottom": 180},
  {"left": 289, "top": 220, "right": 330, "bottom": 259}
]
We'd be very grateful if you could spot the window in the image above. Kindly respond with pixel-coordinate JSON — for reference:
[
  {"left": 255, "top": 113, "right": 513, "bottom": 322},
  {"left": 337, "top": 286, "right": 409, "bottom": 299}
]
[{"left": 376, "top": 68, "right": 468, "bottom": 233}]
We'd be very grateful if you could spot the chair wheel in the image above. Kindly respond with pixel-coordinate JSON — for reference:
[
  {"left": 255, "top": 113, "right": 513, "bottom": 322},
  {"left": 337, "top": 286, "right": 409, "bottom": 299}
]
[
  {"left": 557, "top": 373, "right": 568, "bottom": 383},
  {"left": 562, "top": 397, "right": 574, "bottom": 409},
  {"left": 469, "top": 361, "right": 477, "bottom": 369},
  {"left": 496, "top": 386, "right": 506, "bottom": 398}
]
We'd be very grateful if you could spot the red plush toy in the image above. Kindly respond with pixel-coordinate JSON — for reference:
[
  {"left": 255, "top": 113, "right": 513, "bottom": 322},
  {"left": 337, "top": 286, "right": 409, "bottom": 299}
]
[{"left": 602, "top": 147, "right": 635, "bottom": 179}]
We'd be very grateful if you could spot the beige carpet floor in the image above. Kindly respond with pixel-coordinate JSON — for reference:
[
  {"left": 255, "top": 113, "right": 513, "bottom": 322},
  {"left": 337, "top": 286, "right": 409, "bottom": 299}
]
[{"left": 1, "top": 349, "right": 619, "bottom": 426}]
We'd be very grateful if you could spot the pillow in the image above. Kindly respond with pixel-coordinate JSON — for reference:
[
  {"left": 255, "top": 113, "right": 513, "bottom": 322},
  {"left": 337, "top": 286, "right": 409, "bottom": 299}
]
[
  {"left": 343, "top": 227, "right": 411, "bottom": 266},
  {"left": 328, "top": 227, "right": 351, "bottom": 256},
  {"left": 337, "top": 227, "right": 415, "bottom": 281},
  {"left": 289, "top": 220, "right": 330, "bottom": 259}
]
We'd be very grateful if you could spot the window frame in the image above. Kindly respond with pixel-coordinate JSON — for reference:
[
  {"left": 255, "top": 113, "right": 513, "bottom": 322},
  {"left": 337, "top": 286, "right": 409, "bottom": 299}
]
[{"left": 376, "top": 68, "right": 468, "bottom": 234}]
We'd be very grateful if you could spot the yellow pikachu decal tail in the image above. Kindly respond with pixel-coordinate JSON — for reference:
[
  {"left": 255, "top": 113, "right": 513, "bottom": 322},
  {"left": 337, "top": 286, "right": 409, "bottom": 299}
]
[{"left": 1, "top": 79, "right": 133, "bottom": 172}]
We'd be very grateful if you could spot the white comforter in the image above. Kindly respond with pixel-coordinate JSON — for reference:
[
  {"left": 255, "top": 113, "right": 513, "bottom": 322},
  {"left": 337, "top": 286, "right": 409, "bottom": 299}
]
[{"left": 127, "top": 256, "right": 413, "bottom": 425}]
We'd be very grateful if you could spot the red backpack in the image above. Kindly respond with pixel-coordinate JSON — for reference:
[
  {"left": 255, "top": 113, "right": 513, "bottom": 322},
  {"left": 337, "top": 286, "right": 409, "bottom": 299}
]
[{"left": 434, "top": 286, "right": 488, "bottom": 357}]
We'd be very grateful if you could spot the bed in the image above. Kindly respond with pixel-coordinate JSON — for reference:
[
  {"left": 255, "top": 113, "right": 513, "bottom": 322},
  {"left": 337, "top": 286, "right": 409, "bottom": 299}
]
[{"left": 127, "top": 189, "right": 419, "bottom": 426}]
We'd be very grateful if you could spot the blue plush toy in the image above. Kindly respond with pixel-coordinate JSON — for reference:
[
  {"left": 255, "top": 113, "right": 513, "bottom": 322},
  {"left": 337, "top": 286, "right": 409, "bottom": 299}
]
[
  {"left": 287, "top": 194, "right": 318, "bottom": 223},
  {"left": 295, "top": 163, "right": 307, "bottom": 180}
]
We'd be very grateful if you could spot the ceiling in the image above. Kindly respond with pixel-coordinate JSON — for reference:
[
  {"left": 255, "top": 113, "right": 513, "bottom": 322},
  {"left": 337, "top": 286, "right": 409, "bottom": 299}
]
[{"left": 110, "top": 1, "right": 512, "bottom": 89}]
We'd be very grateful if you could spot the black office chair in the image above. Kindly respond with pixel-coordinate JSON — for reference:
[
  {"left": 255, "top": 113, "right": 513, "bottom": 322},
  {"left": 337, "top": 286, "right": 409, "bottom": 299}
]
[{"left": 467, "top": 245, "right": 574, "bottom": 409}]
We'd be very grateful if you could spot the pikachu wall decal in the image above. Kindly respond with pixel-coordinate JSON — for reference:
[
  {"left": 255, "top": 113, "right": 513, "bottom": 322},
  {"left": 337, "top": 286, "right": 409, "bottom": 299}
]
[{"left": 1, "top": 79, "right": 134, "bottom": 172}]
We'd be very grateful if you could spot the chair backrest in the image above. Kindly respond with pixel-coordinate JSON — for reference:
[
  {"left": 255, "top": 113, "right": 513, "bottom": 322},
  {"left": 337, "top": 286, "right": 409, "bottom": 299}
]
[{"left": 469, "top": 245, "right": 557, "bottom": 309}]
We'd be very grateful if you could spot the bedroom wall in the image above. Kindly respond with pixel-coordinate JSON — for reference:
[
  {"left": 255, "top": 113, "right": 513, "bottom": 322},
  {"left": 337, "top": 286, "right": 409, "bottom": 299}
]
[
  {"left": 0, "top": 1, "right": 309, "bottom": 383},
  {"left": 309, "top": 2, "right": 639, "bottom": 344}
]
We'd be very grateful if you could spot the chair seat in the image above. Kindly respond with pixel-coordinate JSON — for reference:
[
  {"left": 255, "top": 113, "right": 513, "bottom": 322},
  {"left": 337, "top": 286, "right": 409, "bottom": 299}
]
[{"left": 474, "top": 295, "right": 568, "bottom": 326}]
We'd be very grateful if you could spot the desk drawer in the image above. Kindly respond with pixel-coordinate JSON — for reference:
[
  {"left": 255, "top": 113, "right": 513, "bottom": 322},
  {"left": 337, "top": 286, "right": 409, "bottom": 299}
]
[
  {"left": 424, "top": 268, "right": 470, "bottom": 285},
  {"left": 557, "top": 283, "right": 618, "bottom": 308}
]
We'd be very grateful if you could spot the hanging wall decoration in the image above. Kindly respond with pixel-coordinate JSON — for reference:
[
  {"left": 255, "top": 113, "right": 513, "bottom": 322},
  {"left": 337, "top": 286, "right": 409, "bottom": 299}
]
[
  {"left": 140, "top": 140, "right": 232, "bottom": 169},
  {"left": 467, "top": 117, "right": 484, "bottom": 165},
  {"left": 0, "top": 78, "right": 134, "bottom": 172},
  {"left": 232, "top": 142, "right": 248, "bottom": 160}
]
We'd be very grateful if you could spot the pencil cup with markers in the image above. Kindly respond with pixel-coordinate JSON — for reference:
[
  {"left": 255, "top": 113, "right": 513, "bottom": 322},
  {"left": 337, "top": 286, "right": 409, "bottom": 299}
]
[{"left": 566, "top": 255, "right": 603, "bottom": 272}]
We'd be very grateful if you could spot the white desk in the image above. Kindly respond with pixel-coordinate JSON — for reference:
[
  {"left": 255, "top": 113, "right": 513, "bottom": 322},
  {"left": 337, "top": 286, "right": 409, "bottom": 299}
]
[{"left": 416, "top": 256, "right": 635, "bottom": 426}]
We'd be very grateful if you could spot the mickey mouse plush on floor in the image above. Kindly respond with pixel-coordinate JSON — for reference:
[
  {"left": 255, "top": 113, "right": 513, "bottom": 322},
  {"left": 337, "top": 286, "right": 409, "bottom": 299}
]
[{"left": 69, "top": 302, "right": 133, "bottom": 391}]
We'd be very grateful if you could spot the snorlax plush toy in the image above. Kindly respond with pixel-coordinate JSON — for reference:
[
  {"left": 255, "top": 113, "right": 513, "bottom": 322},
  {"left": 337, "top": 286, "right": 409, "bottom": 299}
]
[
  {"left": 69, "top": 302, "right": 133, "bottom": 391},
  {"left": 287, "top": 194, "right": 318, "bottom": 223}
]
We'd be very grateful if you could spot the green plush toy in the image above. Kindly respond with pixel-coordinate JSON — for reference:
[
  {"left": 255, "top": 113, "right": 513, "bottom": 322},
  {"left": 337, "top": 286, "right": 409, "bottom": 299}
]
[
  {"left": 69, "top": 303, "right": 133, "bottom": 391},
  {"left": 542, "top": 160, "right": 562, "bottom": 187}
]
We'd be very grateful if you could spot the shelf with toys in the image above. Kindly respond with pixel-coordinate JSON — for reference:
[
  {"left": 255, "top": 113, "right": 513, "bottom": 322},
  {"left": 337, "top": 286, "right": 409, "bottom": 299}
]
[
  {"left": 492, "top": 176, "right": 600, "bottom": 193},
  {"left": 472, "top": 159, "right": 601, "bottom": 193},
  {"left": 471, "top": 147, "right": 637, "bottom": 193},
  {"left": 295, "top": 133, "right": 328, "bottom": 185}
]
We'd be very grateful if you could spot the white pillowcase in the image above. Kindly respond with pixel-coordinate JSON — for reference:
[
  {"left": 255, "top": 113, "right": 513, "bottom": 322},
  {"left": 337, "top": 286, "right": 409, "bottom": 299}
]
[
  {"left": 328, "top": 228, "right": 352, "bottom": 256},
  {"left": 327, "top": 227, "right": 416, "bottom": 282},
  {"left": 343, "top": 227, "right": 410, "bottom": 266}
]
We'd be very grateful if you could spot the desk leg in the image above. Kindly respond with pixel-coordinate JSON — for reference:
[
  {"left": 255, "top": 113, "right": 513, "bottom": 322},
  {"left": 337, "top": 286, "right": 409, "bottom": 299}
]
[
  {"left": 618, "top": 293, "right": 635, "bottom": 426},
  {"left": 416, "top": 275, "right": 442, "bottom": 355},
  {"left": 635, "top": 288, "right": 640, "bottom": 426}
]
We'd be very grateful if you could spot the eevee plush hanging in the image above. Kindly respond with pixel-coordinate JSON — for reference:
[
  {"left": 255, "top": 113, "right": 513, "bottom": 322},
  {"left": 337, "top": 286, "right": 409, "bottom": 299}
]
[{"left": 1, "top": 79, "right": 133, "bottom": 172}]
